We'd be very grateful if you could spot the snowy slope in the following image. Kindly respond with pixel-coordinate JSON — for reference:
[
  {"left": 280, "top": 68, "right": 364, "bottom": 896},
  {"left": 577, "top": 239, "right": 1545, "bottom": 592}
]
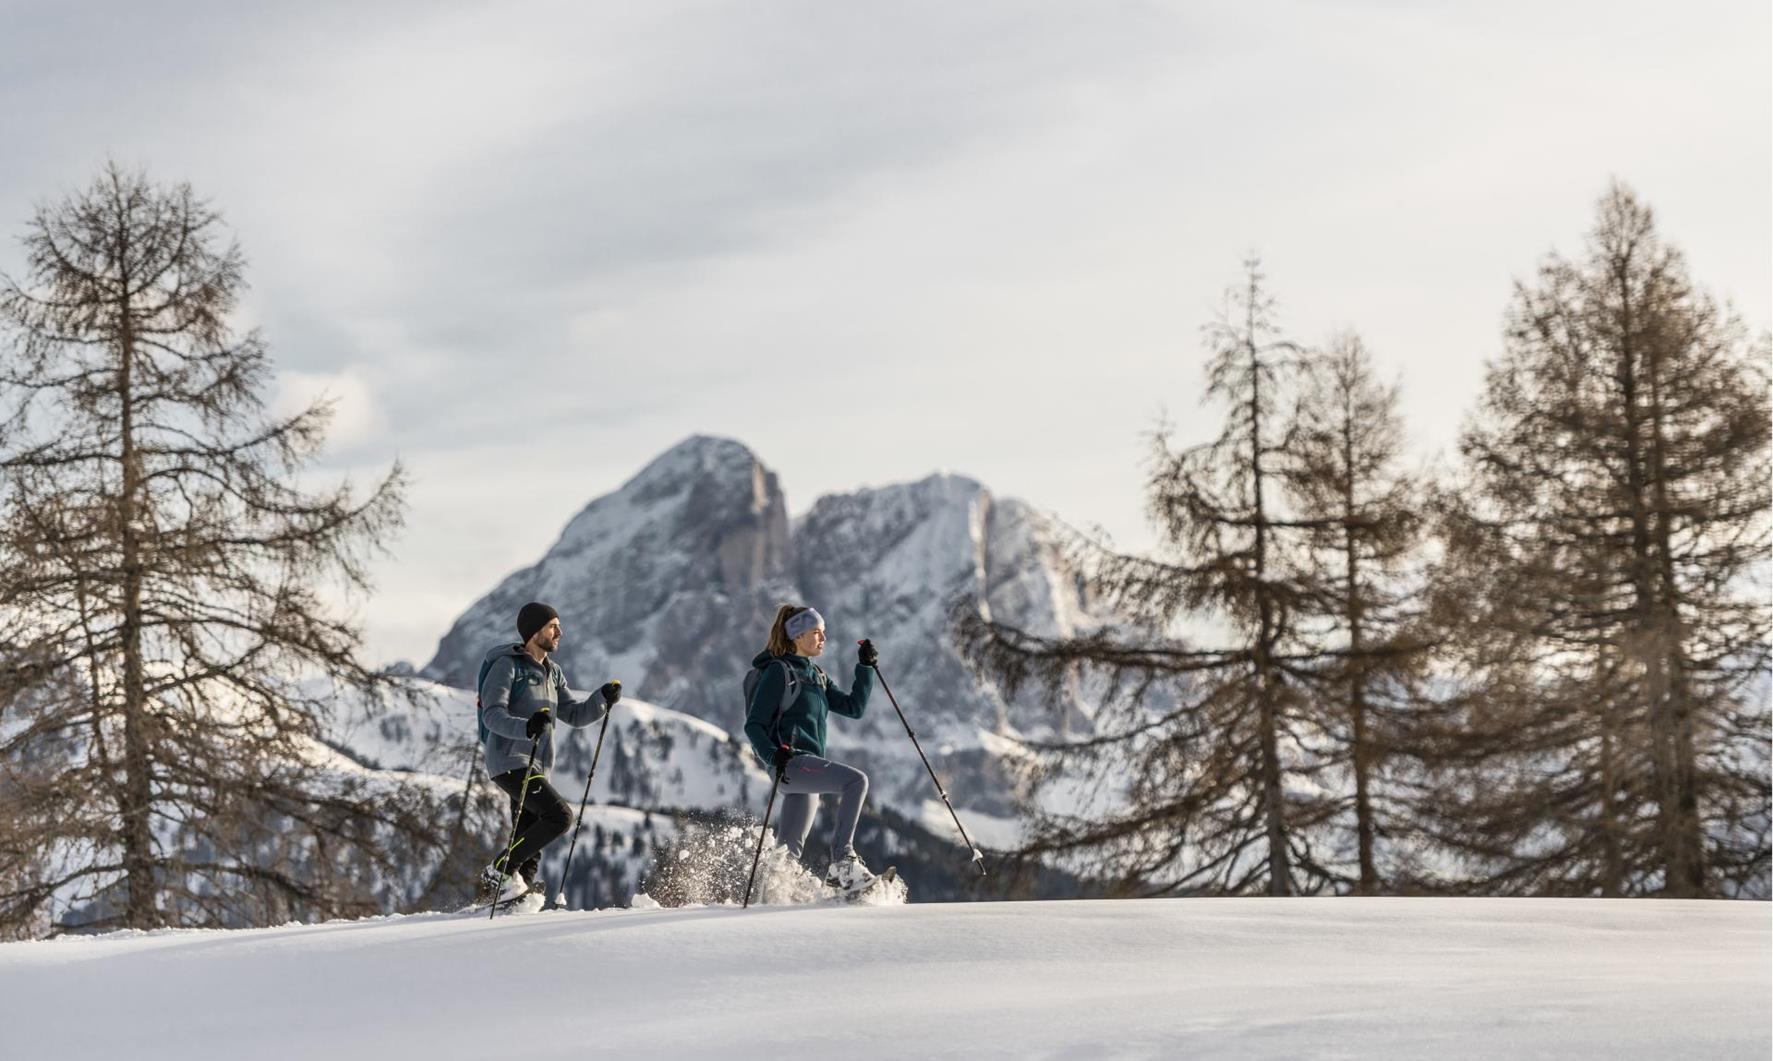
[{"left": 2, "top": 898, "right": 1764, "bottom": 1060}]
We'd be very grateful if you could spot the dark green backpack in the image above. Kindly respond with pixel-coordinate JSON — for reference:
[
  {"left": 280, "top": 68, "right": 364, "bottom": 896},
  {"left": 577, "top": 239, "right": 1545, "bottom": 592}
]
[
  {"left": 474, "top": 647, "right": 522, "bottom": 744},
  {"left": 742, "top": 659, "right": 800, "bottom": 747}
]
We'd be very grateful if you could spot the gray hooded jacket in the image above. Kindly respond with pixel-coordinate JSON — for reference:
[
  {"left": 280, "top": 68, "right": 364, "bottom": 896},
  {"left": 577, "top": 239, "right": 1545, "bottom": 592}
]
[{"left": 478, "top": 643, "right": 609, "bottom": 778}]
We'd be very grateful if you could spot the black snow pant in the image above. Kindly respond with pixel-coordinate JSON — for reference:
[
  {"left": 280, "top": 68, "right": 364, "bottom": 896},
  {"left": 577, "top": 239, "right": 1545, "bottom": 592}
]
[{"left": 491, "top": 768, "right": 572, "bottom": 883}]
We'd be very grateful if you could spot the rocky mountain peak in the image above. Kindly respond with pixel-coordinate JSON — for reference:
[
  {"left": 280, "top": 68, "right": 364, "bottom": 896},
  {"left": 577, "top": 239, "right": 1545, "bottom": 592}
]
[
  {"left": 420, "top": 436, "right": 1114, "bottom": 818},
  {"left": 421, "top": 435, "right": 789, "bottom": 693}
]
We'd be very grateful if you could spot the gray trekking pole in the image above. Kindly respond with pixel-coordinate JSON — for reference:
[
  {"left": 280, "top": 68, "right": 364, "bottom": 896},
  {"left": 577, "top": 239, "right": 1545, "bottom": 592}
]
[
  {"left": 741, "top": 766, "right": 785, "bottom": 909},
  {"left": 866, "top": 642, "right": 987, "bottom": 877},
  {"left": 490, "top": 716, "right": 549, "bottom": 921},
  {"left": 546, "top": 683, "right": 619, "bottom": 912}
]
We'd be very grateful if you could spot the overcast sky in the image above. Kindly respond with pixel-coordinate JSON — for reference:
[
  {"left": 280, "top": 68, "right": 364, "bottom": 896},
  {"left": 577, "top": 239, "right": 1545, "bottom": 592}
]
[{"left": 3, "top": 0, "right": 1768, "bottom": 666}]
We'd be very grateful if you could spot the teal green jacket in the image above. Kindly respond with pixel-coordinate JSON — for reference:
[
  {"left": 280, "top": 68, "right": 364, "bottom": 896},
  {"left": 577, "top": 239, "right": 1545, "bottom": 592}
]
[{"left": 744, "top": 650, "right": 873, "bottom": 767}]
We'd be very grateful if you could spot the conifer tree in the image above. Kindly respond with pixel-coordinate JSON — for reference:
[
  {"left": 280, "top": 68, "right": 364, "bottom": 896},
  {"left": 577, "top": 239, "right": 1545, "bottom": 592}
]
[
  {"left": 1281, "top": 334, "right": 1431, "bottom": 893},
  {"left": 958, "top": 262, "right": 1338, "bottom": 895},
  {"left": 1434, "top": 182, "right": 1770, "bottom": 897},
  {"left": 0, "top": 165, "right": 448, "bottom": 934}
]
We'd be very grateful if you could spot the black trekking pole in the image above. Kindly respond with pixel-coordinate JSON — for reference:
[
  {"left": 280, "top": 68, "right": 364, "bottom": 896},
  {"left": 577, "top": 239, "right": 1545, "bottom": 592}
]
[
  {"left": 546, "top": 683, "right": 620, "bottom": 912},
  {"left": 741, "top": 767, "right": 785, "bottom": 909},
  {"left": 742, "top": 665, "right": 798, "bottom": 909},
  {"left": 490, "top": 717, "right": 549, "bottom": 921},
  {"left": 867, "top": 644, "right": 987, "bottom": 877}
]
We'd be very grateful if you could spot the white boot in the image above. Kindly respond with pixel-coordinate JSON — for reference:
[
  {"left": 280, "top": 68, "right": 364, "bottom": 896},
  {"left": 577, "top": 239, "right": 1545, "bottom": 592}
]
[{"left": 824, "top": 852, "right": 877, "bottom": 893}]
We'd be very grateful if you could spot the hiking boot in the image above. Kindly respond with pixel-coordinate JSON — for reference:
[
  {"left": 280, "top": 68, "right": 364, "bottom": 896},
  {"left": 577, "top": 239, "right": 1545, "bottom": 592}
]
[
  {"left": 824, "top": 852, "right": 877, "bottom": 893},
  {"left": 479, "top": 863, "right": 527, "bottom": 906}
]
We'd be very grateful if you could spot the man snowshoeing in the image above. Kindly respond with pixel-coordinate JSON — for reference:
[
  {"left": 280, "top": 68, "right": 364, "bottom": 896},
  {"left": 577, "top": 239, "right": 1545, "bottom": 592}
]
[{"left": 475, "top": 601, "right": 621, "bottom": 907}]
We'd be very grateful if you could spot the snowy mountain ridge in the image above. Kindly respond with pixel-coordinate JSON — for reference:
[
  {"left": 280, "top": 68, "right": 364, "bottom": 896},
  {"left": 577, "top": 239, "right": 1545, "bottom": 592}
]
[{"left": 416, "top": 435, "right": 1120, "bottom": 833}]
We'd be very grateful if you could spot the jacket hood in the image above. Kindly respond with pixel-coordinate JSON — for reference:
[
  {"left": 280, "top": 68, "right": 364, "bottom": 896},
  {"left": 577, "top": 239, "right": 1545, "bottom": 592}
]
[{"left": 484, "top": 642, "right": 534, "bottom": 666}]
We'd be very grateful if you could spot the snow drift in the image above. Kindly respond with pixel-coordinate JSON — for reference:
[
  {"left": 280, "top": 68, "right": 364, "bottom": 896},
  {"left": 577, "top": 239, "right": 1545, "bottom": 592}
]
[{"left": 3, "top": 898, "right": 1765, "bottom": 1059}]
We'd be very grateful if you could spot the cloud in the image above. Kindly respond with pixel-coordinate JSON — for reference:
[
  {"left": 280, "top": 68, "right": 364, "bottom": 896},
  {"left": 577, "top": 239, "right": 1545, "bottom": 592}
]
[
  {"left": 272, "top": 370, "right": 386, "bottom": 455},
  {"left": 2, "top": 0, "right": 1766, "bottom": 666}
]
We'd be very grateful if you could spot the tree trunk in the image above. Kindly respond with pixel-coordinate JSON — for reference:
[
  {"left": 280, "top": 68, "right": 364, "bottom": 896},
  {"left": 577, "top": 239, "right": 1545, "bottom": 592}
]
[
  {"left": 1344, "top": 436, "right": 1377, "bottom": 894},
  {"left": 1614, "top": 266, "right": 1695, "bottom": 897},
  {"left": 1597, "top": 683, "right": 1623, "bottom": 897},
  {"left": 1642, "top": 313, "right": 1705, "bottom": 895},
  {"left": 1245, "top": 293, "right": 1290, "bottom": 897},
  {"left": 116, "top": 276, "right": 156, "bottom": 929}
]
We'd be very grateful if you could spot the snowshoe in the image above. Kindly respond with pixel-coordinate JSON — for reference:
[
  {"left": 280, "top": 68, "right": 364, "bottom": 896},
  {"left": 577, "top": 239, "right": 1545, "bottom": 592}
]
[
  {"left": 457, "top": 887, "right": 542, "bottom": 917},
  {"left": 840, "top": 866, "right": 907, "bottom": 906},
  {"left": 824, "top": 852, "right": 878, "bottom": 894},
  {"left": 492, "top": 890, "right": 546, "bottom": 916},
  {"left": 459, "top": 884, "right": 546, "bottom": 917}
]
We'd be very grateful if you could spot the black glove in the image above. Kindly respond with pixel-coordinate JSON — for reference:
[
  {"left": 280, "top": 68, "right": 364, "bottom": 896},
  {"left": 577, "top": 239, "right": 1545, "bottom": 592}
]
[
  {"left": 525, "top": 710, "right": 552, "bottom": 740},
  {"left": 772, "top": 743, "right": 794, "bottom": 778},
  {"left": 857, "top": 639, "right": 879, "bottom": 667},
  {"left": 600, "top": 680, "right": 622, "bottom": 706}
]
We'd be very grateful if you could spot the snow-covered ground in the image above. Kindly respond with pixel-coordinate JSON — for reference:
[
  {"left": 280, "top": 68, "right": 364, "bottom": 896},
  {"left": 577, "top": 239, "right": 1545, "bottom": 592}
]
[{"left": 2, "top": 898, "right": 1765, "bottom": 1059}]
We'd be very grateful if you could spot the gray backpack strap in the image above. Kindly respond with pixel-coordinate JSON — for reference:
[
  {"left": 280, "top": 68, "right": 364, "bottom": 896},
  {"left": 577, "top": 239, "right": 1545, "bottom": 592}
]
[
  {"left": 766, "top": 660, "right": 799, "bottom": 743},
  {"left": 780, "top": 661, "right": 799, "bottom": 711}
]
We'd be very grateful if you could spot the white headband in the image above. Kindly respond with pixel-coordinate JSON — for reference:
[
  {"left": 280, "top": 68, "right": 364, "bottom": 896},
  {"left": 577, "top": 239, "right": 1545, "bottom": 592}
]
[{"left": 785, "top": 608, "right": 824, "bottom": 639}]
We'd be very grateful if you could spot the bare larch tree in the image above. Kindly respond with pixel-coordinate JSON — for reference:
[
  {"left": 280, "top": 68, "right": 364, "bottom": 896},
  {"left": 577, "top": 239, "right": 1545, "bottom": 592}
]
[
  {"left": 0, "top": 165, "right": 449, "bottom": 935},
  {"left": 1280, "top": 333, "right": 1434, "bottom": 894},
  {"left": 1432, "top": 182, "right": 1770, "bottom": 898},
  {"left": 958, "top": 261, "right": 1344, "bottom": 896}
]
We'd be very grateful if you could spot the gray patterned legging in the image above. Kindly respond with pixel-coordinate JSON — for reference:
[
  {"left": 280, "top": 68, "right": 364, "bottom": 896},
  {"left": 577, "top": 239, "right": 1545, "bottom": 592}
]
[{"left": 774, "top": 754, "right": 869, "bottom": 865}]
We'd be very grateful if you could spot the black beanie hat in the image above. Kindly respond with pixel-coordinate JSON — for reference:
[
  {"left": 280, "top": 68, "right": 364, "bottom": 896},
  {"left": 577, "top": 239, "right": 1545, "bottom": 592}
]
[{"left": 517, "top": 602, "right": 559, "bottom": 646}]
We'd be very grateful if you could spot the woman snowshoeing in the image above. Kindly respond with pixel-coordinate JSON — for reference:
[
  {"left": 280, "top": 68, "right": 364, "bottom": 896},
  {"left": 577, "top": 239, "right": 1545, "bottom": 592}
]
[{"left": 744, "top": 604, "right": 879, "bottom": 892}]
